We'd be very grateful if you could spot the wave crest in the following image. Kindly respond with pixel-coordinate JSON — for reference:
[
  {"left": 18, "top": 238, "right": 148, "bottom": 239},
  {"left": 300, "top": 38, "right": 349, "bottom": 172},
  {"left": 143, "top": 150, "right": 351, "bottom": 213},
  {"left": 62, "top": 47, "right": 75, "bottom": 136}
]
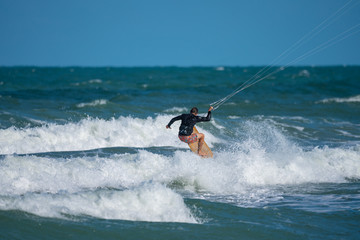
[
  {"left": 317, "top": 95, "right": 360, "bottom": 103},
  {"left": 0, "top": 116, "right": 218, "bottom": 154},
  {"left": 0, "top": 183, "right": 198, "bottom": 223}
]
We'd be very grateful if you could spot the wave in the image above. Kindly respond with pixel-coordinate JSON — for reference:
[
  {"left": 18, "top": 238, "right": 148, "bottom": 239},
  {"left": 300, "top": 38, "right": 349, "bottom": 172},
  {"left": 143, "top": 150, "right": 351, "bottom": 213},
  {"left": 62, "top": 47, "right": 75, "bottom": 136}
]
[
  {"left": 317, "top": 95, "right": 360, "bottom": 103},
  {"left": 1, "top": 119, "right": 359, "bottom": 192},
  {"left": 88, "top": 79, "right": 103, "bottom": 84},
  {"left": 0, "top": 116, "right": 218, "bottom": 155},
  {"left": 0, "top": 144, "right": 359, "bottom": 219},
  {"left": 163, "top": 107, "right": 188, "bottom": 113},
  {"left": 72, "top": 79, "right": 103, "bottom": 86},
  {"left": 1, "top": 121, "right": 359, "bottom": 220},
  {"left": 1, "top": 143, "right": 359, "bottom": 196},
  {"left": 0, "top": 116, "right": 360, "bottom": 223},
  {"left": 76, "top": 99, "right": 108, "bottom": 108},
  {"left": 0, "top": 183, "right": 197, "bottom": 223}
]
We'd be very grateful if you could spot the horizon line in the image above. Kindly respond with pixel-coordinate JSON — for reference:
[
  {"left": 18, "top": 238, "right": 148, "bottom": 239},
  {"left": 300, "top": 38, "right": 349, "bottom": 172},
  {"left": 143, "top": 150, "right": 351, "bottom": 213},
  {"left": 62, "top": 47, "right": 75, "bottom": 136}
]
[{"left": 0, "top": 64, "right": 359, "bottom": 68}]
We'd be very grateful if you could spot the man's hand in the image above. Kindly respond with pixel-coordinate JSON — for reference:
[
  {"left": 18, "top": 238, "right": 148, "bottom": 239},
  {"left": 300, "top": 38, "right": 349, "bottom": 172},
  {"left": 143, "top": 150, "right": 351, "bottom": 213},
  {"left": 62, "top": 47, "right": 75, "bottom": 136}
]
[
  {"left": 208, "top": 106, "right": 214, "bottom": 112},
  {"left": 166, "top": 125, "right": 171, "bottom": 129}
]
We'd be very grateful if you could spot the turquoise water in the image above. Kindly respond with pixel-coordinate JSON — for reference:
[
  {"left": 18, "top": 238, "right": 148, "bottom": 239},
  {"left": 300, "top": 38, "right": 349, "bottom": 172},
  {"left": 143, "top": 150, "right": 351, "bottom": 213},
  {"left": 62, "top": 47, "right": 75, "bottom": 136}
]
[{"left": 0, "top": 66, "right": 360, "bottom": 239}]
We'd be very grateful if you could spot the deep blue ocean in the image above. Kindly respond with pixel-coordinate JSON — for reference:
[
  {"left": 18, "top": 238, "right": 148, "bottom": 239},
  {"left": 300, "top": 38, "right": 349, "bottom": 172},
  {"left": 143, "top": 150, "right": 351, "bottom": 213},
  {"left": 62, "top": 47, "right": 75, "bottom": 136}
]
[{"left": 0, "top": 66, "right": 359, "bottom": 239}]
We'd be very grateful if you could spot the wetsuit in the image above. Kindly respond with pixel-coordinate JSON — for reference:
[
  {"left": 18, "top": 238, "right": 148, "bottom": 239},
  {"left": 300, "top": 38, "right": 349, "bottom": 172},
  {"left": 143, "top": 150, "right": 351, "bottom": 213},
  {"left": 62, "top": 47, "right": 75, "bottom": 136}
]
[{"left": 167, "top": 111, "right": 212, "bottom": 136}]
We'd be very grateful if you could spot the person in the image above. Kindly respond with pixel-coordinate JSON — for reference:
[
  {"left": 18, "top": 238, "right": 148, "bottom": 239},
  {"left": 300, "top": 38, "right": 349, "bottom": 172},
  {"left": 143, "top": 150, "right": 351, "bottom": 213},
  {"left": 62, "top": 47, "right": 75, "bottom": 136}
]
[{"left": 166, "top": 106, "right": 213, "bottom": 156}]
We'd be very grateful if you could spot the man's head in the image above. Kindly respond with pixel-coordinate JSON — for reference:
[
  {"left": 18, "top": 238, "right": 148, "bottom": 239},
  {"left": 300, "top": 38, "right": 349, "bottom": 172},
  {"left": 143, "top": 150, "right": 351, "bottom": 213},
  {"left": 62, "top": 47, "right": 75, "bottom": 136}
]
[{"left": 190, "top": 107, "right": 198, "bottom": 115}]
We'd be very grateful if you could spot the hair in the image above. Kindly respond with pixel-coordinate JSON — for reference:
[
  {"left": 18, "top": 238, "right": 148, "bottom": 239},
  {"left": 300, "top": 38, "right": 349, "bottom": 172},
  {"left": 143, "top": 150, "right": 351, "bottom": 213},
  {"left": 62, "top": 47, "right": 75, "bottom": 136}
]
[{"left": 190, "top": 107, "right": 198, "bottom": 114}]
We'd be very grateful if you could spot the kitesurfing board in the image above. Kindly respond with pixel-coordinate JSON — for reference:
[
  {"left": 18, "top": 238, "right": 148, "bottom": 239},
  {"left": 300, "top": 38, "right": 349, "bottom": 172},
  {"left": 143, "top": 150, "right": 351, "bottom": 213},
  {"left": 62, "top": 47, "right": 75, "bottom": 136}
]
[{"left": 188, "top": 127, "right": 213, "bottom": 158}]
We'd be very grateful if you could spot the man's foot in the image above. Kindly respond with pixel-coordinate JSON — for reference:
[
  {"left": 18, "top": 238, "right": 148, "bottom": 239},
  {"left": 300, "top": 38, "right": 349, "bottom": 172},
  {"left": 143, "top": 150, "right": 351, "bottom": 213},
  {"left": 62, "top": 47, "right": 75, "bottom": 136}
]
[{"left": 198, "top": 150, "right": 207, "bottom": 156}]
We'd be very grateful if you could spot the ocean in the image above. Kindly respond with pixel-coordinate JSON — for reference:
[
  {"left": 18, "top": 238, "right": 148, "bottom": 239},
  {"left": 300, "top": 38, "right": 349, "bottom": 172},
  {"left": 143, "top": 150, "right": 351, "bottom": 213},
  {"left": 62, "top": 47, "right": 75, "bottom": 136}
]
[{"left": 0, "top": 66, "right": 359, "bottom": 239}]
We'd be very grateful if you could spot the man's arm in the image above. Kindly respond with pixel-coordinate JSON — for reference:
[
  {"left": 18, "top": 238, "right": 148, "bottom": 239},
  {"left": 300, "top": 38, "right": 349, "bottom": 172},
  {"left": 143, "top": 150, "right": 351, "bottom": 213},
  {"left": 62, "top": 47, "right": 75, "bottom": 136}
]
[
  {"left": 196, "top": 106, "right": 213, "bottom": 122},
  {"left": 197, "top": 111, "right": 211, "bottom": 122},
  {"left": 166, "top": 115, "right": 183, "bottom": 129}
]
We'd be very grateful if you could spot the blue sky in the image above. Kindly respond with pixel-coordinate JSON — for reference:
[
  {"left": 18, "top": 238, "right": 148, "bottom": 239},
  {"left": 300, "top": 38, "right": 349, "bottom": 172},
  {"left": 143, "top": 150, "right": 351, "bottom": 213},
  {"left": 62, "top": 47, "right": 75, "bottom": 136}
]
[{"left": 1, "top": 0, "right": 359, "bottom": 66}]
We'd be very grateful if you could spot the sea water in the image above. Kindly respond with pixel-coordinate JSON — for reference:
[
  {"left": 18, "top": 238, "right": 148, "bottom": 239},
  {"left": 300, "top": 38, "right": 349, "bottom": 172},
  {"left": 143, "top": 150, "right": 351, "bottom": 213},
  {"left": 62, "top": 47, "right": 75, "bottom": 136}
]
[{"left": 0, "top": 66, "right": 359, "bottom": 239}]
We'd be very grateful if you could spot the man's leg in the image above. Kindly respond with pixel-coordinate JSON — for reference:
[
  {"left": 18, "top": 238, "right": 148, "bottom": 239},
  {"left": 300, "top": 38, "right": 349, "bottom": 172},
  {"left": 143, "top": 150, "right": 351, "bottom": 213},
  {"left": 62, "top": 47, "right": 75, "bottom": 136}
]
[{"left": 197, "top": 133, "right": 206, "bottom": 156}]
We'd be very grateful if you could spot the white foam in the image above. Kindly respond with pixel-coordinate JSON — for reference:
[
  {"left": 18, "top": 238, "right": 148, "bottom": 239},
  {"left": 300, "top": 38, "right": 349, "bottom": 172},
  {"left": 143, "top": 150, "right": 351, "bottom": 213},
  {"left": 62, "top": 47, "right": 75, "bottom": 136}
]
[
  {"left": 1, "top": 130, "right": 360, "bottom": 216},
  {"left": 224, "top": 102, "right": 236, "bottom": 106},
  {"left": 0, "top": 151, "right": 174, "bottom": 195},
  {"left": 317, "top": 95, "right": 360, "bottom": 103},
  {"left": 163, "top": 107, "right": 188, "bottom": 113},
  {"left": 72, "top": 79, "right": 103, "bottom": 86},
  {"left": 335, "top": 129, "right": 360, "bottom": 138},
  {"left": 166, "top": 121, "right": 360, "bottom": 194},
  {"left": 210, "top": 119, "right": 225, "bottom": 130},
  {"left": 2, "top": 141, "right": 359, "bottom": 198},
  {"left": 298, "top": 69, "right": 310, "bottom": 77},
  {"left": 76, "top": 99, "right": 108, "bottom": 108},
  {"left": 88, "top": 79, "right": 102, "bottom": 84},
  {"left": 0, "top": 115, "right": 219, "bottom": 154},
  {"left": 0, "top": 184, "right": 197, "bottom": 223},
  {"left": 266, "top": 118, "right": 305, "bottom": 132},
  {"left": 2, "top": 119, "right": 360, "bottom": 216}
]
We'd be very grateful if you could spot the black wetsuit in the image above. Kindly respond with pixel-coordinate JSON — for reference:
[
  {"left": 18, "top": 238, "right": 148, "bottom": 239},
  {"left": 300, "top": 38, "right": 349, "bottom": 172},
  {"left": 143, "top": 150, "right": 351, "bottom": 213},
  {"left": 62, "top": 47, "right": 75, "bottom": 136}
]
[{"left": 167, "top": 111, "right": 212, "bottom": 136}]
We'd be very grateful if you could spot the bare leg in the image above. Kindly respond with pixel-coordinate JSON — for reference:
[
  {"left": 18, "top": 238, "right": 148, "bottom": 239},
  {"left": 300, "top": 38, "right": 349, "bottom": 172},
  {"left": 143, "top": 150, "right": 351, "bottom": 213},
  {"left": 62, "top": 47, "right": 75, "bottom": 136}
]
[{"left": 197, "top": 133, "right": 206, "bottom": 156}]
